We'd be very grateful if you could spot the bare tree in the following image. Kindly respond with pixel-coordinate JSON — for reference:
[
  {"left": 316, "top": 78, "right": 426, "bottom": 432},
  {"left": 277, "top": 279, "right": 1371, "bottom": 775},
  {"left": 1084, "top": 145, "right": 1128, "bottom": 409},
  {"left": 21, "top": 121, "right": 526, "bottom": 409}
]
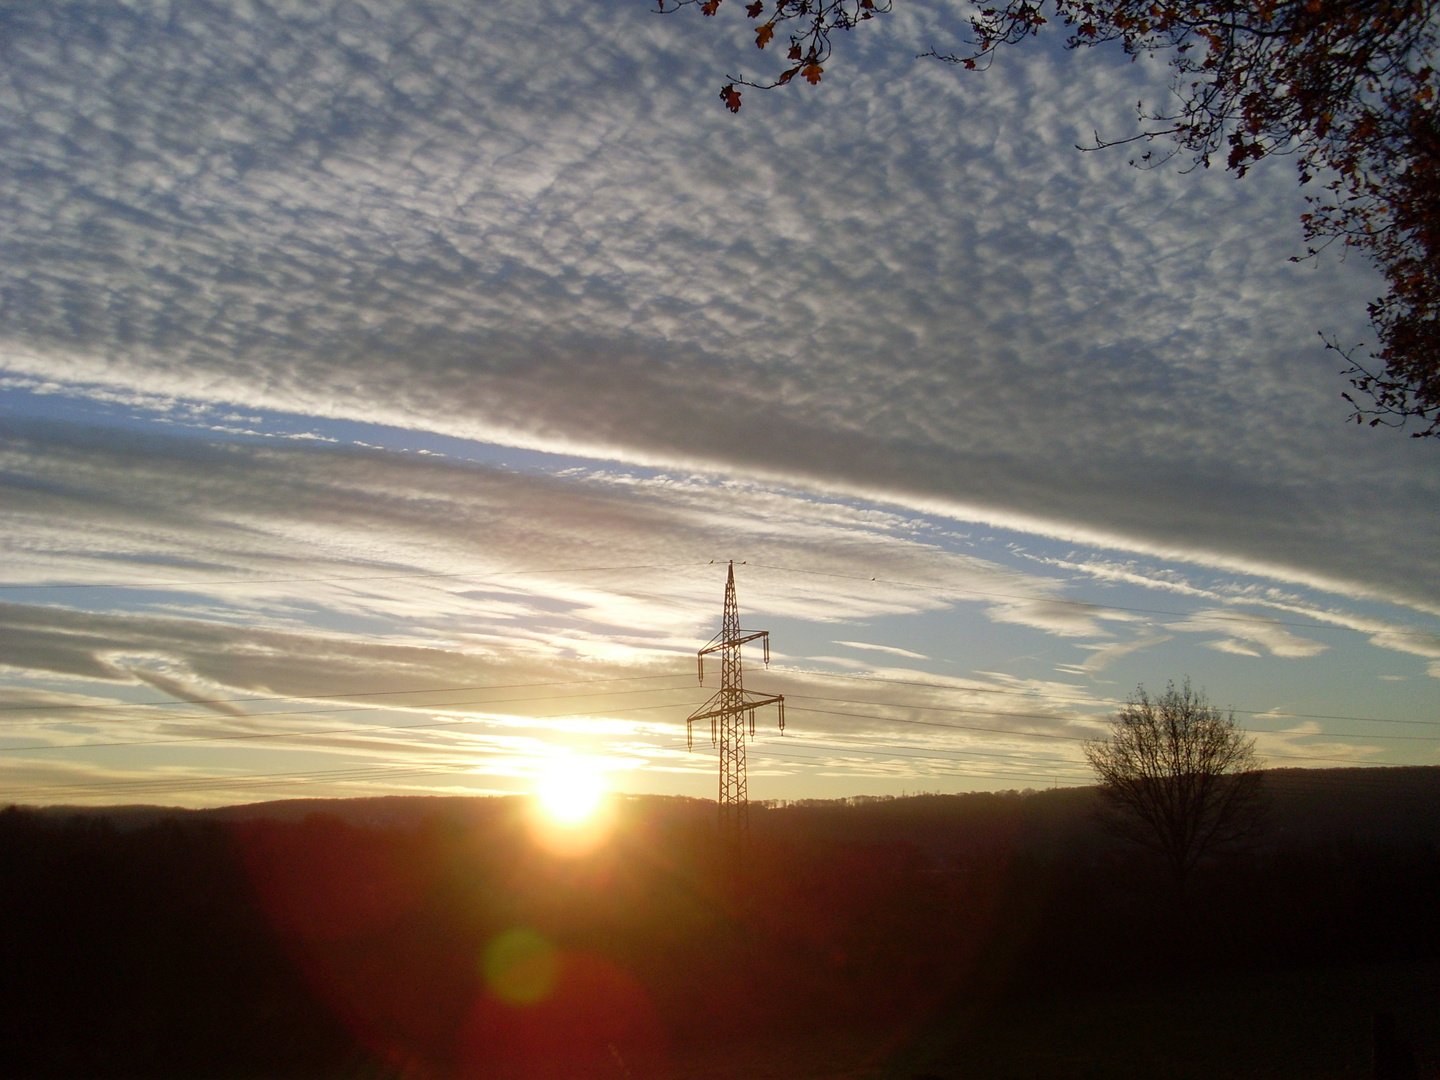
[{"left": 1084, "top": 680, "right": 1264, "bottom": 898}]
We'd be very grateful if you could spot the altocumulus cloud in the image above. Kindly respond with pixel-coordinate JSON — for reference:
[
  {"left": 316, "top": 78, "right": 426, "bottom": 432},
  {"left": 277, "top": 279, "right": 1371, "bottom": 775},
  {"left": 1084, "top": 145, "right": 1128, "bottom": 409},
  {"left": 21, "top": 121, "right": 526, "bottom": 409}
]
[
  {"left": 0, "top": 417, "right": 1094, "bottom": 673},
  {"left": 0, "top": 0, "right": 1436, "bottom": 615},
  {"left": 0, "top": 420, "right": 1134, "bottom": 801}
]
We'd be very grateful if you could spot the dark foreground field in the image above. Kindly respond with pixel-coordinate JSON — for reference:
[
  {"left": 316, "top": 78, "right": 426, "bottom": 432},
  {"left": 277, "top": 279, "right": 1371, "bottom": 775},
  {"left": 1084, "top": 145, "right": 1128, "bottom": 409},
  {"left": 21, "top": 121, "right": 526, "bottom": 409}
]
[
  {"left": 885, "top": 962, "right": 1440, "bottom": 1080},
  {"left": 3, "top": 766, "right": 1439, "bottom": 1079}
]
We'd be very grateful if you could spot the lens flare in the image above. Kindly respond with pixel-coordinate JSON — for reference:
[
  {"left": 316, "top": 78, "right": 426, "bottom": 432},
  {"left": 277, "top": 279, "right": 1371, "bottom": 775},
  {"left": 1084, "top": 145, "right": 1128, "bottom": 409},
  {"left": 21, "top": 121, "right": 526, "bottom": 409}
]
[{"left": 482, "top": 927, "right": 559, "bottom": 1005}]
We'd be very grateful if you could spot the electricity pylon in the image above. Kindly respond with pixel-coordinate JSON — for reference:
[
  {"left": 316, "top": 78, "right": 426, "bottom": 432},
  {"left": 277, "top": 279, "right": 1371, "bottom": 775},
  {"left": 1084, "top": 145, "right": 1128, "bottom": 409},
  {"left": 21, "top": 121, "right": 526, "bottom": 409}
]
[{"left": 687, "top": 561, "right": 784, "bottom": 837}]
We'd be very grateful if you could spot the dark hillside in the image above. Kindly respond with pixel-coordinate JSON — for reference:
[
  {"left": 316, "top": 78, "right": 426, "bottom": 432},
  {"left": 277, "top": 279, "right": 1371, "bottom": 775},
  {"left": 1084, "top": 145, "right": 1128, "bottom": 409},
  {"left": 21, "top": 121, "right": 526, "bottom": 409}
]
[{"left": 2, "top": 766, "right": 1437, "bottom": 1079}]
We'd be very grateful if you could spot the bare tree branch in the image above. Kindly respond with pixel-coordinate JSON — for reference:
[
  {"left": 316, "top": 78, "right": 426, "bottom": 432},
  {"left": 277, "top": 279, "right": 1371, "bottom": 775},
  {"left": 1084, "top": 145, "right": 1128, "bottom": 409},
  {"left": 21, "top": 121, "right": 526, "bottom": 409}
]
[{"left": 1084, "top": 679, "right": 1265, "bottom": 900}]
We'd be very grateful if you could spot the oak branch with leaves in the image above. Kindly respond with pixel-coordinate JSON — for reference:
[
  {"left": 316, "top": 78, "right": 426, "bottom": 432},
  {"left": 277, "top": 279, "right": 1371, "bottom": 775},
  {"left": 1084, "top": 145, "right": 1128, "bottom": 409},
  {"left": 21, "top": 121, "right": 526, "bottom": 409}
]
[
  {"left": 653, "top": 0, "right": 893, "bottom": 110},
  {"left": 653, "top": 0, "right": 1440, "bottom": 437}
]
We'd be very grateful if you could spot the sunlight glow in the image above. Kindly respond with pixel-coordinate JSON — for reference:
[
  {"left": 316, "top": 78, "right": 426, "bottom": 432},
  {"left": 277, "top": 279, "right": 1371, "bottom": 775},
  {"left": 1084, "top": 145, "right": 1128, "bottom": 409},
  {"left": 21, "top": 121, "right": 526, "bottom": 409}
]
[
  {"left": 527, "top": 757, "right": 616, "bottom": 857},
  {"left": 536, "top": 758, "right": 605, "bottom": 825}
]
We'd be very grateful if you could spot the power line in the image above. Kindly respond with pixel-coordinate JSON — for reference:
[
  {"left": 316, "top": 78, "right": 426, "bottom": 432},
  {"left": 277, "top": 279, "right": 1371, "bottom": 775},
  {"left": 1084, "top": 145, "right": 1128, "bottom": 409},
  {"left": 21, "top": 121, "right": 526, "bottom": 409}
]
[
  {"left": 7, "top": 556, "right": 1434, "bottom": 644},
  {"left": 0, "top": 695, "right": 702, "bottom": 740},
  {"left": 777, "top": 667, "right": 1440, "bottom": 729},
  {"left": 783, "top": 730, "right": 1088, "bottom": 769},
  {"left": 786, "top": 704, "right": 1090, "bottom": 742},
  {"left": 0, "top": 560, "right": 1428, "bottom": 795},
  {"left": 11, "top": 753, "right": 1427, "bottom": 804},
  {"left": 780, "top": 705, "right": 1395, "bottom": 766},
  {"left": 0, "top": 561, "right": 707, "bottom": 592},
  {"left": 772, "top": 733, "right": 1092, "bottom": 777},
  {"left": 1, "top": 683, "right": 1427, "bottom": 761},
  {"left": 0, "top": 672, "right": 695, "bottom": 715},
  {"left": 3, "top": 723, "right": 1417, "bottom": 802},
  {"left": 745, "top": 561, "right": 1440, "bottom": 640},
  {"left": 0, "top": 692, "right": 673, "bottom": 731},
  {"left": 1, "top": 733, "right": 718, "bottom": 801},
  {"left": 6, "top": 669, "right": 1430, "bottom": 742},
  {"left": 783, "top": 692, "right": 1440, "bottom": 742},
  {"left": 0, "top": 700, "right": 695, "bottom": 755},
  {"left": 0, "top": 683, "right": 698, "bottom": 729},
  {"left": 0, "top": 700, "right": 1094, "bottom": 799},
  {"left": 788, "top": 692, "right": 1104, "bottom": 729},
  {"left": 3, "top": 763, "right": 485, "bottom": 801},
  {"left": 746, "top": 745, "right": 1090, "bottom": 788},
  {"left": 761, "top": 727, "right": 1404, "bottom": 780}
]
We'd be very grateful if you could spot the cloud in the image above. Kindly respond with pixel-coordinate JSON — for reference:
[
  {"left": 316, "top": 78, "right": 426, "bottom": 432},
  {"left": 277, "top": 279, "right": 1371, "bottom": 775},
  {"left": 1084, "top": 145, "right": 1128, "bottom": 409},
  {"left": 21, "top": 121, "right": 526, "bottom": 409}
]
[
  {"left": 1205, "top": 638, "right": 1262, "bottom": 657},
  {"left": 0, "top": 406, "right": 1129, "bottom": 794},
  {"left": 0, "top": 419, "right": 1119, "bottom": 702},
  {"left": 0, "top": 0, "right": 1433, "bottom": 618},
  {"left": 1248, "top": 721, "right": 1388, "bottom": 767},
  {"left": 1036, "top": 554, "right": 1440, "bottom": 675},
  {"left": 1167, "top": 609, "right": 1327, "bottom": 659},
  {"left": 1061, "top": 631, "right": 1175, "bottom": 676},
  {"left": 983, "top": 596, "right": 1141, "bottom": 638},
  {"left": 110, "top": 658, "right": 251, "bottom": 718},
  {"left": 832, "top": 640, "right": 930, "bottom": 660},
  {"left": 0, "top": 592, "right": 1109, "bottom": 802},
  {"left": 1024, "top": 553, "right": 1234, "bottom": 602},
  {"left": 1, "top": 1, "right": 1434, "bottom": 803}
]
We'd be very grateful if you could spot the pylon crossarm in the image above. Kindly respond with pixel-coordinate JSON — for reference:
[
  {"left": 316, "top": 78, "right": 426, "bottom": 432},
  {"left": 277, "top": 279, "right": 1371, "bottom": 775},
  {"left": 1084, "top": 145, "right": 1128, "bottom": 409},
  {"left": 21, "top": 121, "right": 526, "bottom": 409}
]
[
  {"left": 685, "top": 694, "right": 777, "bottom": 720},
  {"left": 698, "top": 629, "right": 768, "bottom": 656},
  {"left": 686, "top": 690, "right": 728, "bottom": 749},
  {"left": 687, "top": 692, "right": 728, "bottom": 720},
  {"left": 734, "top": 692, "right": 785, "bottom": 733},
  {"left": 685, "top": 704, "right": 749, "bottom": 724},
  {"left": 685, "top": 694, "right": 782, "bottom": 724},
  {"left": 697, "top": 630, "right": 770, "bottom": 683},
  {"left": 740, "top": 692, "right": 783, "bottom": 710}
]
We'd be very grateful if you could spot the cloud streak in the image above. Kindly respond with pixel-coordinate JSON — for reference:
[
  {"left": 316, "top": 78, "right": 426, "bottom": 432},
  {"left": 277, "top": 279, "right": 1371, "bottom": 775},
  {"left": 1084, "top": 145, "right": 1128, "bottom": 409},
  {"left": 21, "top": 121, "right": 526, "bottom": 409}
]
[
  {"left": 1169, "top": 609, "right": 1328, "bottom": 659},
  {"left": 0, "top": 0, "right": 1433, "bottom": 615},
  {"left": 1, "top": 0, "right": 1434, "bottom": 804}
]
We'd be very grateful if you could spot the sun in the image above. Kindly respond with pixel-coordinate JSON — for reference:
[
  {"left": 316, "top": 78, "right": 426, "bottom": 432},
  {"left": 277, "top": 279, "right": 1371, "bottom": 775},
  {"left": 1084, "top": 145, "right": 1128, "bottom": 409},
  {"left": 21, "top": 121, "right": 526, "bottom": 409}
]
[{"left": 535, "top": 758, "right": 606, "bottom": 826}]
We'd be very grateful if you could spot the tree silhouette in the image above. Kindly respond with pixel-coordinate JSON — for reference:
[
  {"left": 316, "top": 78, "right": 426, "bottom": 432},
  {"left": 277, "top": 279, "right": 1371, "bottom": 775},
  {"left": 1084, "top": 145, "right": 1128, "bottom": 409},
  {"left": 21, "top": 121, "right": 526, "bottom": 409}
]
[
  {"left": 1084, "top": 680, "right": 1264, "bottom": 899},
  {"left": 655, "top": 0, "right": 1440, "bottom": 436}
]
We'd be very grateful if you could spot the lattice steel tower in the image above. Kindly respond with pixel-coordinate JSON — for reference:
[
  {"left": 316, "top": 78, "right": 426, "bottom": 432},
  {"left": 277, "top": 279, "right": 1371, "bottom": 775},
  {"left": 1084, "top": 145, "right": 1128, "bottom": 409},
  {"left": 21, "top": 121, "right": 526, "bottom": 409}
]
[{"left": 687, "top": 561, "right": 784, "bottom": 836}]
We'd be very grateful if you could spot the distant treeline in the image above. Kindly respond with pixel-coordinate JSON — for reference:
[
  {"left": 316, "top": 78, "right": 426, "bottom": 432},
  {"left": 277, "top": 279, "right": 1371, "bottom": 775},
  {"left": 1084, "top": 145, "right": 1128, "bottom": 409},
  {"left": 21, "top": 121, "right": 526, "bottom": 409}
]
[{"left": 2, "top": 766, "right": 1439, "bottom": 1079}]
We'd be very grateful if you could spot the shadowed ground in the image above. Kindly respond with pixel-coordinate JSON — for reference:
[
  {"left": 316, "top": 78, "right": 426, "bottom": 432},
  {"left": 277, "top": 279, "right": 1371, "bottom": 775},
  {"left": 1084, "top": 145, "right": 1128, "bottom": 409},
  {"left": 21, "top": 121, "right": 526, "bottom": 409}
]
[{"left": 2, "top": 769, "right": 1438, "bottom": 1079}]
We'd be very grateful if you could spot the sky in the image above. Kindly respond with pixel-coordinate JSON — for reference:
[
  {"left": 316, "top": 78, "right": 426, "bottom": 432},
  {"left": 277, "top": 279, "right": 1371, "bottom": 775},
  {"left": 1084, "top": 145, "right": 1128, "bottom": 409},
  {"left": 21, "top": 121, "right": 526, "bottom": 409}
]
[{"left": 1, "top": 0, "right": 1437, "bottom": 809}]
